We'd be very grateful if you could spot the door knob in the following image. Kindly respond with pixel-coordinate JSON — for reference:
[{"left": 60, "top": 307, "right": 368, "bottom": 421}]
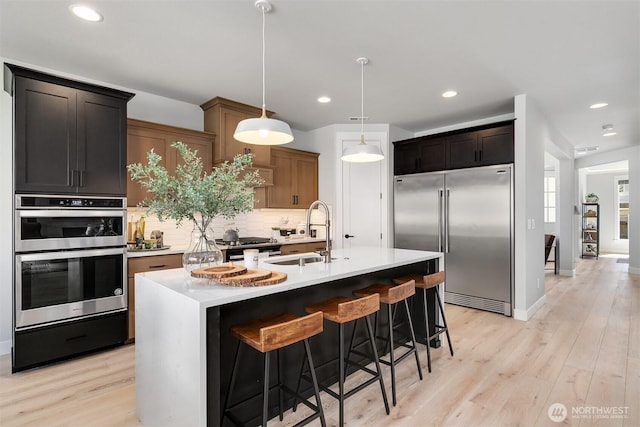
[{"left": 344, "top": 234, "right": 354, "bottom": 239}]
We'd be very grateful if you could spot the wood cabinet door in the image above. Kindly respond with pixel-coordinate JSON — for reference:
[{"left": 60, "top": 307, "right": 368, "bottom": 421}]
[
  {"left": 294, "top": 153, "right": 319, "bottom": 207},
  {"left": 476, "top": 125, "right": 514, "bottom": 166},
  {"left": 446, "top": 132, "right": 478, "bottom": 169},
  {"left": 14, "top": 76, "right": 77, "bottom": 193},
  {"left": 393, "top": 140, "right": 420, "bottom": 175},
  {"left": 126, "top": 130, "right": 169, "bottom": 207},
  {"left": 417, "top": 137, "right": 446, "bottom": 172},
  {"left": 220, "top": 107, "right": 270, "bottom": 166},
  {"left": 171, "top": 136, "right": 213, "bottom": 173},
  {"left": 267, "top": 149, "right": 295, "bottom": 208},
  {"left": 77, "top": 90, "right": 128, "bottom": 196}
]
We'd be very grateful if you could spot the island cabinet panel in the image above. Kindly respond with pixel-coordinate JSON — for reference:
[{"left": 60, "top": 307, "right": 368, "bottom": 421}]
[
  {"left": 126, "top": 119, "right": 214, "bottom": 207},
  {"left": 10, "top": 65, "right": 133, "bottom": 195},
  {"left": 127, "top": 253, "right": 182, "bottom": 342},
  {"left": 200, "top": 96, "right": 272, "bottom": 166},
  {"left": 394, "top": 136, "right": 446, "bottom": 175},
  {"left": 267, "top": 147, "right": 319, "bottom": 208}
]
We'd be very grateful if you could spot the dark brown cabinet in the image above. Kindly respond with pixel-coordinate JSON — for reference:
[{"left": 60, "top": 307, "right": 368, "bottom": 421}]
[
  {"left": 8, "top": 65, "right": 134, "bottom": 195},
  {"left": 393, "top": 121, "right": 514, "bottom": 175},
  {"left": 394, "top": 136, "right": 446, "bottom": 175},
  {"left": 447, "top": 124, "right": 514, "bottom": 169}
]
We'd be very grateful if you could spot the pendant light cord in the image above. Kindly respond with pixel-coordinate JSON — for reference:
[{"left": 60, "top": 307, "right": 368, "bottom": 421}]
[
  {"left": 360, "top": 59, "right": 365, "bottom": 144},
  {"left": 261, "top": 6, "right": 267, "bottom": 117}
]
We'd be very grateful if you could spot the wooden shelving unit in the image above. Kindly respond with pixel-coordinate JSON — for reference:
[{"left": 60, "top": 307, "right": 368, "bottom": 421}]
[{"left": 581, "top": 203, "right": 599, "bottom": 258}]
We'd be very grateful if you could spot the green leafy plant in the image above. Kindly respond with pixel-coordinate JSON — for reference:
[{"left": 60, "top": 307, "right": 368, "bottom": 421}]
[{"left": 127, "top": 141, "right": 263, "bottom": 234}]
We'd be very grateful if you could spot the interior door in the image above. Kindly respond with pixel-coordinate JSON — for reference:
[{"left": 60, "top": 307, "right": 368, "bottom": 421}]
[{"left": 341, "top": 134, "right": 384, "bottom": 249}]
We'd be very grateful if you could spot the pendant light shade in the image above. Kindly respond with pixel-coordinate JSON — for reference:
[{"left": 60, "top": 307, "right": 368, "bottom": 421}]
[
  {"left": 341, "top": 57, "right": 384, "bottom": 163},
  {"left": 234, "top": 116, "right": 293, "bottom": 145},
  {"left": 234, "top": 0, "right": 293, "bottom": 146}
]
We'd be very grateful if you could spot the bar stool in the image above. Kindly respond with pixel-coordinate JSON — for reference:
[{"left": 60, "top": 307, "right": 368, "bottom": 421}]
[
  {"left": 297, "top": 293, "right": 390, "bottom": 427},
  {"left": 222, "top": 311, "right": 326, "bottom": 427},
  {"left": 352, "top": 279, "right": 422, "bottom": 406},
  {"left": 393, "top": 271, "right": 453, "bottom": 373}
]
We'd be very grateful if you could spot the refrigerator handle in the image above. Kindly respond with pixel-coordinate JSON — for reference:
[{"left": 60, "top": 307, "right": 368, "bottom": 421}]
[
  {"left": 445, "top": 188, "right": 450, "bottom": 253},
  {"left": 438, "top": 189, "right": 443, "bottom": 252}
]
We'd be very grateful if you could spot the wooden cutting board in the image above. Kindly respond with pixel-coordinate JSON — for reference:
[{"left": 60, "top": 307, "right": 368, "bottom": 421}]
[
  {"left": 191, "top": 264, "right": 247, "bottom": 279},
  {"left": 217, "top": 270, "right": 288, "bottom": 287}
]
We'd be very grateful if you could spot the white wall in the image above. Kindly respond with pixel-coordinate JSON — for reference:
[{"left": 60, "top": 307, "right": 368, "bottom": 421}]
[
  {"left": 586, "top": 172, "right": 629, "bottom": 254},
  {"left": 513, "top": 94, "right": 546, "bottom": 320},
  {"left": 0, "top": 63, "right": 14, "bottom": 354}
]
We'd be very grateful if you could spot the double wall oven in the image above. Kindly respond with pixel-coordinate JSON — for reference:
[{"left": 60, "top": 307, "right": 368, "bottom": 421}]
[{"left": 13, "top": 195, "right": 128, "bottom": 371}]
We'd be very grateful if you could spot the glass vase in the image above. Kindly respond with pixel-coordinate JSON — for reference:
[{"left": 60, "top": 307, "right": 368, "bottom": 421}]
[{"left": 182, "top": 223, "right": 223, "bottom": 272}]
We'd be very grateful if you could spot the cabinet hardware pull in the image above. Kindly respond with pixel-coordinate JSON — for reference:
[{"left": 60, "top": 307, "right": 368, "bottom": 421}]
[
  {"left": 148, "top": 264, "right": 167, "bottom": 269},
  {"left": 66, "top": 334, "right": 88, "bottom": 342}
]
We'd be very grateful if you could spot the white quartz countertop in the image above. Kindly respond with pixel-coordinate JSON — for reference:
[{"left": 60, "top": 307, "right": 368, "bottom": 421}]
[{"left": 136, "top": 246, "right": 441, "bottom": 308}]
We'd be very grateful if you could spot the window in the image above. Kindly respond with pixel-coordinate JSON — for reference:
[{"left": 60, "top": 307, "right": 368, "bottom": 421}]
[
  {"left": 616, "top": 177, "right": 629, "bottom": 239},
  {"left": 544, "top": 176, "right": 556, "bottom": 223}
]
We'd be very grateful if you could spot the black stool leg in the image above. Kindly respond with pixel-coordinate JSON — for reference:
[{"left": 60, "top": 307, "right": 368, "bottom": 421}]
[
  {"left": 435, "top": 285, "right": 454, "bottom": 356},
  {"left": 405, "top": 298, "right": 423, "bottom": 380},
  {"left": 303, "top": 338, "right": 326, "bottom": 427},
  {"left": 423, "top": 287, "right": 432, "bottom": 373},
  {"left": 338, "top": 322, "right": 345, "bottom": 427},
  {"left": 365, "top": 315, "right": 390, "bottom": 415},
  {"left": 387, "top": 303, "right": 397, "bottom": 406},
  {"left": 221, "top": 340, "right": 242, "bottom": 425},
  {"left": 262, "top": 351, "right": 270, "bottom": 427},
  {"left": 277, "top": 349, "right": 284, "bottom": 421}
]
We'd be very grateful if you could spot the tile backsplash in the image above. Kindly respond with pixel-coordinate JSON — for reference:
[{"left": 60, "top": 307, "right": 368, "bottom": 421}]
[{"left": 127, "top": 207, "right": 331, "bottom": 248}]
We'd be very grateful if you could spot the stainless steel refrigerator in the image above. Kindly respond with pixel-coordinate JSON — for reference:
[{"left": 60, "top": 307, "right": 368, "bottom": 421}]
[{"left": 394, "top": 164, "right": 513, "bottom": 316}]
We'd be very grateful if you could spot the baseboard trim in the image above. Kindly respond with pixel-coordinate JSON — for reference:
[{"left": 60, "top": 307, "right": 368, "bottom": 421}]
[
  {"left": 559, "top": 268, "right": 575, "bottom": 277},
  {"left": 513, "top": 294, "right": 546, "bottom": 321},
  {"left": 629, "top": 266, "right": 640, "bottom": 275},
  {"left": 0, "top": 340, "right": 12, "bottom": 356}
]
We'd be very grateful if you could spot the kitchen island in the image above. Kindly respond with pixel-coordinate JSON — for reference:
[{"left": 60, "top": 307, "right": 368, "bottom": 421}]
[{"left": 135, "top": 246, "right": 442, "bottom": 427}]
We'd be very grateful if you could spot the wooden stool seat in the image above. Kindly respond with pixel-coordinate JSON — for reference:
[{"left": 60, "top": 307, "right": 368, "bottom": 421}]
[
  {"left": 352, "top": 280, "right": 421, "bottom": 406},
  {"left": 223, "top": 311, "right": 326, "bottom": 427},
  {"left": 353, "top": 280, "right": 416, "bottom": 304},
  {"left": 393, "top": 271, "right": 445, "bottom": 290},
  {"left": 305, "top": 294, "right": 380, "bottom": 324},
  {"left": 297, "top": 293, "right": 389, "bottom": 426},
  {"left": 392, "top": 271, "right": 453, "bottom": 373},
  {"left": 231, "top": 311, "right": 324, "bottom": 353}
]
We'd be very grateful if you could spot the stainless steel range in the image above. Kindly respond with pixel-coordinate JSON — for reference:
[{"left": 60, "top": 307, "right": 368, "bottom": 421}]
[
  {"left": 13, "top": 194, "right": 128, "bottom": 371},
  {"left": 216, "top": 237, "right": 281, "bottom": 262}
]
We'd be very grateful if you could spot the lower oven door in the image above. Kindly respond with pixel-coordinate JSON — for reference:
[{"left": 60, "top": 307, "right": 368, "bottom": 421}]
[{"left": 15, "top": 247, "right": 127, "bottom": 329}]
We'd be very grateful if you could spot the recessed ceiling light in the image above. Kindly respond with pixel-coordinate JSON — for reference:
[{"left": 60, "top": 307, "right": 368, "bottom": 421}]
[
  {"left": 442, "top": 90, "right": 457, "bottom": 98},
  {"left": 589, "top": 102, "right": 608, "bottom": 109},
  {"left": 603, "top": 132, "right": 617, "bottom": 137},
  {"left": 70, "top": 4, "right": 103, "bottom": 22},
  {"left": 317, "top": 96, "right": 331, "bottom": 103}
]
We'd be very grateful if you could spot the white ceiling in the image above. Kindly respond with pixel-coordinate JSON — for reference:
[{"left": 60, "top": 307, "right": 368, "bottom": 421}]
[{"left": 1, "top": 1, "right": 638, "bottom": 155}]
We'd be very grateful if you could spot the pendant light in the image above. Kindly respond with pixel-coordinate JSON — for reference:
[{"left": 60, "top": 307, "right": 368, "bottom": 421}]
[
  {"left": 234, "top": 0, "right": 293, "bottom": 145},
  {"left": 341, "top": 57, "right": 384, "bottom": 163}
]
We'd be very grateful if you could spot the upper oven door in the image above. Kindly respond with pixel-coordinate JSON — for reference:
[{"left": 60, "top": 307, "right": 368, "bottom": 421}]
[{"left": 15, "top": 209, "right": 126, "bottom": 252}]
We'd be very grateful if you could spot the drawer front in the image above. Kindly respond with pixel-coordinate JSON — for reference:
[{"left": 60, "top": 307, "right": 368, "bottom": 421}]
[{"left": 128, "top": 254, "right": 182, "bottom": 276}]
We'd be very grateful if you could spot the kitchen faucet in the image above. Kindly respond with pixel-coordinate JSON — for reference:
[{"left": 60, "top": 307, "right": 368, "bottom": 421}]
[{"left": 306, "top": 200, "right": 331, "bottom": 263}]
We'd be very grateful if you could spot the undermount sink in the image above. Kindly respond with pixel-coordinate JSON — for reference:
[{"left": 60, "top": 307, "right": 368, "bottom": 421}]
[{"left": 263, "top": 254, "right": 325, "bottom": 266}]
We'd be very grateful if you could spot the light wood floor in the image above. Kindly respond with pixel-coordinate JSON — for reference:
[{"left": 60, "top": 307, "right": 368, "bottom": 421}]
[{"left": 1, "top": 256, "right": 637, "bottom": 427}]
